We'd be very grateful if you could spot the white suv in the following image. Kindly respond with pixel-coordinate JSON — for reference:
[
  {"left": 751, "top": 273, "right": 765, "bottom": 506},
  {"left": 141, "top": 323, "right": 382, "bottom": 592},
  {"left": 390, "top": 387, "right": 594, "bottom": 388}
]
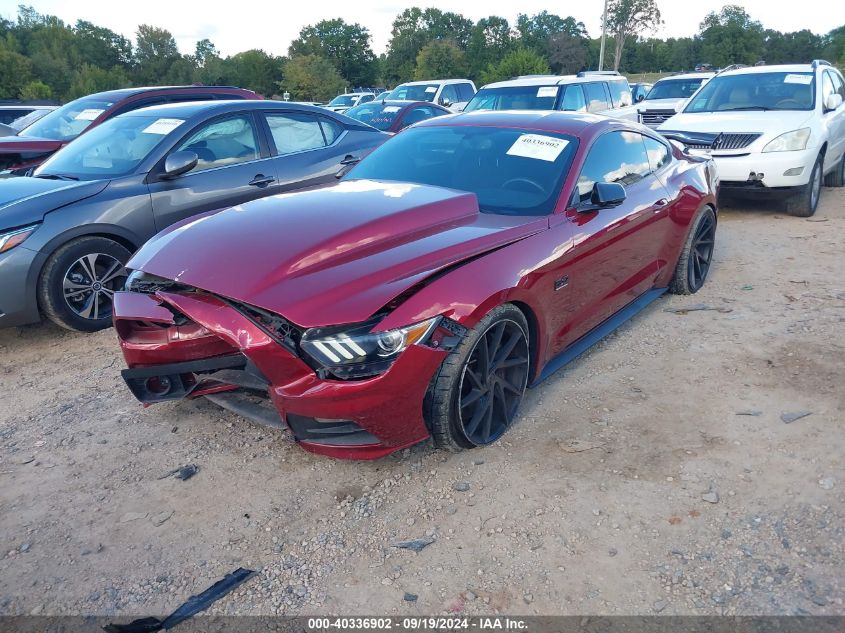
[
  {"left": 387, "top": 79, "right": 477, "bottom": 112},
  {"left": 626, "top": 72, "right": 715, "bottom": 128},
  {"left": 463, "top": 72, "right": 633, "bottom": 118},
  {"left": 659, "top": 61, "right": 845, "bottom": 216},
  {"left": 324, "top": 92, "right": 376, "bottom": 113}
]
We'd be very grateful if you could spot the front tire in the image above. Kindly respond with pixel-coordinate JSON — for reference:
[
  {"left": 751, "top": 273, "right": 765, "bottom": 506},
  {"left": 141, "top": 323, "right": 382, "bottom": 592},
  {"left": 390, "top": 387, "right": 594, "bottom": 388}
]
[
  {"left": 784, "top": 155, "right": 822, "bottom": 217},
  {"left": 38, "top": 236, "right": 131, "bottom": 332},
  {"left": 426, "top": 305, "right": 530, "bottom": 452},
  {"left": 668, "top": 205, "right": 717, "bottom": 295}
]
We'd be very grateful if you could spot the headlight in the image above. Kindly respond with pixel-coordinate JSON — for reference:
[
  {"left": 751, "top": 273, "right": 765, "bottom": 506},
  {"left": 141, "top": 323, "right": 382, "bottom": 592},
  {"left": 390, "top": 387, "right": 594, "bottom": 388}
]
[
  {"left": 762, "top": 128, "right": 811, "bottom": 153},
  {"left": 301, "top": 316, "right": 439, "bottom": 379},
  {"left": 0, "top": 224, "right": 38, "bottom": 254}
]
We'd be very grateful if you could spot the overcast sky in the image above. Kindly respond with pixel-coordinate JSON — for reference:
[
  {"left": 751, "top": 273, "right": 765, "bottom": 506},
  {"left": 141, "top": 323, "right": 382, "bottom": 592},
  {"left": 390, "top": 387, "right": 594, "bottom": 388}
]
[{"left": 0, "top": 0, "right": 839, "bottom": 57}]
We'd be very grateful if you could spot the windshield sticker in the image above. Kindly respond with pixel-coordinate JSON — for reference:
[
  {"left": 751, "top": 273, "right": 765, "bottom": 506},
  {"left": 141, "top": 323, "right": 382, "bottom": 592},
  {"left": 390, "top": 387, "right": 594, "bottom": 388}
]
[
  {"left": 425, "top": 86, "right": 437, "bottom": 93},
  {"left": 142, "top": 118, "right": 185, "bottom": 135},
  {"left": 74, "top": 109, "right": 105, "bottom": 121},
  {"left": 537, "top": 86, "right": 559, "bottom": 98},
  {"left": 784, "top": 74, "right": 812, "bottom": 85},
  {"left": 383, "top": 106, "right": 401, "bottom": 113},
  {"left": 506, "top": 134, "right": 569, "bottom": 162}
]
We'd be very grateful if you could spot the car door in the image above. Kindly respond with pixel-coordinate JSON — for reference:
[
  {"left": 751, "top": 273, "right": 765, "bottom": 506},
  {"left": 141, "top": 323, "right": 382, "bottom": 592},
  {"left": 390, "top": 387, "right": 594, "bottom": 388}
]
[
  {"left": 583, "top": 82, "right": 611, "bottom": 114},
  {"left": 550, "top": 130, "right": 672, "bottom": 352},
  {"left": 822, "top": 70, "right": 845, "bottom": 169},
  {"left": 262, "top": 110, "right": 356, "bottom": 192},
  {"left": 147, "top": 111, "right": 276, "bottom": 231}
]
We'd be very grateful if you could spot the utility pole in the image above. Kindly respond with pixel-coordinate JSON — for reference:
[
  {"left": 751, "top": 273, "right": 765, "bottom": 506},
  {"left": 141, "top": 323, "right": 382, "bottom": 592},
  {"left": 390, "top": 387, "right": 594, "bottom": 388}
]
[{"left": 598, "top": 0, "right": 608, "bottom": 71}]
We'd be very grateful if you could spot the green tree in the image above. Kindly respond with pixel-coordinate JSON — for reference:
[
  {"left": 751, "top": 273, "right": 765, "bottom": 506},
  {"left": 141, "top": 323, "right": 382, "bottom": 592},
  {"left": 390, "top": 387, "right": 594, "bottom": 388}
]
[
  {"left": 823, "top": 25, "right": 845, "bottom": 66},
  {"left": 466, "top": 17, "right": 513, "bottom": 80},
  {"left": 74, "top": 20, "right": 132, "bottom": 68},
  {"left": 547, "top": 33, "right": 587, "bottom": 74},
  {"left": 604, "top": 0, "right": 662, "bottom": 71},
  {"left": 134, "top": 25, "right": 182, "bottom": 84},
  {"left": 289, "top": 19, "right": 376, "bottom": 86},
  {"left": 67, "top": 64, "right": 129, "bottom": 100},
  {"left": 763, "top": 29, "right": 823, "bottom": 64},
  {"left": 221, "top": 49, "right": 283, "bottom": 96},
  {"left": 19, "top": 78, "right": 51, "bottom": 99},
  {"left": 480, "top": 47, "right": 550, "bottom": 85},
  {"left": 698, "top": 5, "right": 764, "bottom": 67},
  {"left": 283, "top": 54, "right": 345, "bottom": 102},
  {"left": 415, "top": 40, "right": 467, "bottom": 80},
  {"left": 0, "top": 48, "right": 33, "bottom": 98},
  {"left": 516, "top": 11, "right": 587, "bottom": 54}
]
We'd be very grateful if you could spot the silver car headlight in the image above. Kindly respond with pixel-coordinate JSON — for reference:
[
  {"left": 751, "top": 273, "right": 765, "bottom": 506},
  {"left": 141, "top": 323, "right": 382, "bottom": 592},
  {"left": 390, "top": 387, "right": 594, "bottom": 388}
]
[
  {"left": 301, "top": 316, "right": 439, "bottom": 379},
  {"left": 762, "top": 128, "right": 811, "bottom": 153},
  {"left": 0, "top": 224, "right": 39, "bottom": 254}
]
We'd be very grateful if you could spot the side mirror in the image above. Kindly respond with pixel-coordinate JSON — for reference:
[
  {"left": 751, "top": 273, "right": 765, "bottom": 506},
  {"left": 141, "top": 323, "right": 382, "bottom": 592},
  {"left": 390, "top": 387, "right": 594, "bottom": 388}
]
[
  {"left": 439, "top": 97, "right": 452, "bottom": 108},
  {"left": 162, "top": 150, "right": 198, "bottom": 179},
  {"left": 636, "top": 93, "right": 646, "bottom": 103},
  {"left": 825, "top": 93, "right": 843, "bottom": 111},
  {"left": 579, "top": 182, "right": 626, "bottom": 212}
]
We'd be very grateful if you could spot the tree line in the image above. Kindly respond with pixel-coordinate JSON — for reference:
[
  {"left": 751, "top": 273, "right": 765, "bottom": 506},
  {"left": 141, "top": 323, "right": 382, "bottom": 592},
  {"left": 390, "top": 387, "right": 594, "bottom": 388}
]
[{"left": 1, "top": 3, "right": 843, "bottom": 104}]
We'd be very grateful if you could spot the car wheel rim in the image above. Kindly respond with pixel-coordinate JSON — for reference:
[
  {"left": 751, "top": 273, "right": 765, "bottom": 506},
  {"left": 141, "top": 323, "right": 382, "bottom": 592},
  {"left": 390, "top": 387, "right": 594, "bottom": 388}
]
[
  {"left": 688, "top": 212, "right": 715, "bottom": 292},
  {"left": 810, "top": 163, "right": 821, "bottom": 208},
  {"left": 62, "top": 253, "right": 127, "bottom": 321},
  {"left": 457, "top": 319, "right": 529, "bottom": 446}
]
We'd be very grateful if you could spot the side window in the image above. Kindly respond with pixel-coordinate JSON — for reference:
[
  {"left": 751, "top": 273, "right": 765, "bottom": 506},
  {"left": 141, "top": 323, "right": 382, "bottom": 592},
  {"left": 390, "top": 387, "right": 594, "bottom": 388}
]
[
  {"left": 457, "top": 83, "right": 475, "bottom": 102},
  {"left": 584, "top": 83, "right": 610, "bottom": 113},
  {"left": 176, "top": 115, "right": 260, "bottom": 172},
  {"left": 360, "top": 94, "right": 374, "bottom": 104},
  {"left": 607, "top": 80, "right": 631, "bottom": 108},
  {"left": 576, "top": 131, "right": 652, "bottom": 202},
  {"left": 265, "top": 112, "right": 326, "bottom": 155},
  {"left": 440, "top": 84, "right": 459, "bottom": 105},
  {"left": 643, "top": 136, "right": 671, "bottom": 172},
  {"left": 560, "top": 84, "right": 587, "bottom": 112},
  {"left": 824, "top": 70, "right": 845, "bottom": 102},
  {"left": 822, "top": 71, "right": 835, "bottom": 103},
  {"left": 319, "top": 117, "right": 344, "bottom": 145}
]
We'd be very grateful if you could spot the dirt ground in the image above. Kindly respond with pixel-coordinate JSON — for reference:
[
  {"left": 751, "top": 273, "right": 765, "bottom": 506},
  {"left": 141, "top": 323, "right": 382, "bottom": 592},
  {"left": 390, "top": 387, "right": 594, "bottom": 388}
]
[{"left": 1, "top": 189, "right": 843, "bottom": 618}]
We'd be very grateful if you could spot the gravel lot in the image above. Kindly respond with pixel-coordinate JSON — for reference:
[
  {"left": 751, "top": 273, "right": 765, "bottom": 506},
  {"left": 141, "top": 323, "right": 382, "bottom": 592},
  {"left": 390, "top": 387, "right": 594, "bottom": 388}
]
[{"left": 1, "top": 190, "right": 843, "bottom": 617}]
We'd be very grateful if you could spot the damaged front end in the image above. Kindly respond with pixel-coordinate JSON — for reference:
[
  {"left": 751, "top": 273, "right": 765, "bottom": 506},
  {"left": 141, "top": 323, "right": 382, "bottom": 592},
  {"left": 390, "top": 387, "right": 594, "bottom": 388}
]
[{"left": 114, "top": 275, "right": 464, "bottom": 459}]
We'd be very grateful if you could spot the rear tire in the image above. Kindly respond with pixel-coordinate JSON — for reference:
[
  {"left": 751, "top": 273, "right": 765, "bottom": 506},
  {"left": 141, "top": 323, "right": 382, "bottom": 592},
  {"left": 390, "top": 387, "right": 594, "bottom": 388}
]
[
  {"left": 425, "top": 305, "right": 530, "bottom": 452},
  {"left": 784, "top": 155, "right": 822, "bottom": 217},
  {"left": 668, "top": 206, "right": 717, "bottom": 295},
  {"left": 823, "top": 154, "right": 844, "bottom": 187},
  {"left": 38, "top": 236, "right": 131, "bottom": 332}
]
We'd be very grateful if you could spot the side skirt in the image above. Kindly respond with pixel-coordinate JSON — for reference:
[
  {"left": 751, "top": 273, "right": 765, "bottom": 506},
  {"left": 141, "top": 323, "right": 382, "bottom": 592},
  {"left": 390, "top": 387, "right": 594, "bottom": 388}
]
[{"left": 532, "top": 288, "right": 667, "bottom": 387}]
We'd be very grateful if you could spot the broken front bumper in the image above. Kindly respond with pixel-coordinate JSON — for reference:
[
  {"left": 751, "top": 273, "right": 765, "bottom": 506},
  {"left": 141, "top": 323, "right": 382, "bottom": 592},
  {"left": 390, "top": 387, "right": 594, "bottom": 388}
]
[{"left": 113, "top": 290, "right": 447, "bottom": 459}]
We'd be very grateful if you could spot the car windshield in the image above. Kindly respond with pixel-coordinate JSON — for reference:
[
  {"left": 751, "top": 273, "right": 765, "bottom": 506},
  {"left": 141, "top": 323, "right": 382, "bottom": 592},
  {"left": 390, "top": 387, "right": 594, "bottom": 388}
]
[
  {"left": 684, "top": 72, "right": 815, "bottom": 112},
  {"left": 329, "top": 95, "right": 356, "bottom": 106},
  {"left": 390, "top": 84, "right": 439, "bottom": 102},
  {"left": 646, "top": 78, "right": 707, "bottom": 100},
  {"left": 344, "top": 103, "right": 403, "bottom": 131},
  {"left": 19, "top": 98, "right": 114, "bottom": 140},
  {"left": 33, "top": 114, "right": 183, "bottom": 180},
  {"left": 464, "top": 86, "right": 561, "bottom": 112},
  {"left": 346, "top": 125, "right": 578, "bottom": 216}
]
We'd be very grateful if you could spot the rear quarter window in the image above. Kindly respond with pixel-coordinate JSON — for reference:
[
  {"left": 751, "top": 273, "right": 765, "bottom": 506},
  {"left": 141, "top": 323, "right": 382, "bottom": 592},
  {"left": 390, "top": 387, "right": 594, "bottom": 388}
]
[
  {"left": 607, "top": 80, "right": 632, "bottom": 107},
  {"left": 584, "top": 83, "right": 610, "bottom": 113}
]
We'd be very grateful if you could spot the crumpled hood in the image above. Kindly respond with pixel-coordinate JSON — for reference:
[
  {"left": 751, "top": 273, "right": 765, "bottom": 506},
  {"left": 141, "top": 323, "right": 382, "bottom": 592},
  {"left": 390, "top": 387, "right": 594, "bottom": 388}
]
[
  {"left": 130, "top": 180, "right": 547, "bottom": 327},
  {"left": 0, "top": 176, "right": 109, "bottom": 229},
  {"left": 660, "top": 110, "right": 813, "bottom": 135}
]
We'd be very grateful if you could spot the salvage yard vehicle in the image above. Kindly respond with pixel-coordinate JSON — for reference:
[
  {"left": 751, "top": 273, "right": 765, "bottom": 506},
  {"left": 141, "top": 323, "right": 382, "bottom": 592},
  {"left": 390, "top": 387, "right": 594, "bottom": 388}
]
[
  {"left": 114, "top": 111, "right": 718, "bottom": 459},
  {"left": 464, "top": 72, "right": 633, "bottom": 119},
  {"left": 0, "top": 86, "right": 260, "bottom": 176},
  {"left": 388, "top": 79, "right": 477, "bottom": 112},
  {"left": 0, "top": 101, "right": 388, "bottom": 331},
  {"left": 342, "top": 100, "right": 451, "bottom": 134},
  {"left": 659, "top": 61, "right": 845, "bottom": 216},
  {"left": 628, "top": 72, "right": 715, "bottom": 128},
  {"left": 323, "top": 92, "right": 376, "bottom": 114}
]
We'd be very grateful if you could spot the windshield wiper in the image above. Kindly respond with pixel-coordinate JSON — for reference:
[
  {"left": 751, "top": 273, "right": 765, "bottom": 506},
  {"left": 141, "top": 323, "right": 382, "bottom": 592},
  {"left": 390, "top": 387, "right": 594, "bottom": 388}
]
[
  {"left": 718, "top": 106, "right": 773, "bottom": 111},
  {"left": 35, "top": 173, "right": 79, "bottom": 181}
]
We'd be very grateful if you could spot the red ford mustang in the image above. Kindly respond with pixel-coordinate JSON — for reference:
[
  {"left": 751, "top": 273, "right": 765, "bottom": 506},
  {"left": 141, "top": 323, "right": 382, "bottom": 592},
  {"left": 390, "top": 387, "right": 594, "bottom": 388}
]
[{"left": 114, "top": 111, "right": 718, "bottom": 459}]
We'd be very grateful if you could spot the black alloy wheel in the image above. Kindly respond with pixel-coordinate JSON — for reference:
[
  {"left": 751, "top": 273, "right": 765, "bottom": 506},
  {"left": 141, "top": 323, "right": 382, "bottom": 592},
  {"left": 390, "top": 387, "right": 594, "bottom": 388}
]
[
  {"left": 457, "top": 318, "right": 530, "bottom": 446},
  {"left": 687, "top": 210, "right": 716, "bottom": 292}
]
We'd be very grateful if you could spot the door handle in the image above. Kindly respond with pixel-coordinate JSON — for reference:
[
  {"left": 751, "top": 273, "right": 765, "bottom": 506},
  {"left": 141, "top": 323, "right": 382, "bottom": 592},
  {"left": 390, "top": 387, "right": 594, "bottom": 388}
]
[
  {"left": 249, "top": 174, "right": 275, "bottom": 187},
  {"left": 339, "top": 155, "right": 360, "bottom": 166}
]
